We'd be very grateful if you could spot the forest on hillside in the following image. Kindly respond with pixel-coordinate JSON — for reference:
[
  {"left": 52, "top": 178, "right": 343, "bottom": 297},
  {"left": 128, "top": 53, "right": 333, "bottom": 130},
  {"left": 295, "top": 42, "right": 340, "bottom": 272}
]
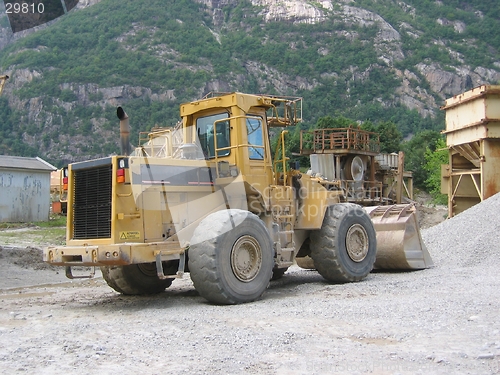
[{"left": 0, "top": 0, "right": 498, "bottom": 198}]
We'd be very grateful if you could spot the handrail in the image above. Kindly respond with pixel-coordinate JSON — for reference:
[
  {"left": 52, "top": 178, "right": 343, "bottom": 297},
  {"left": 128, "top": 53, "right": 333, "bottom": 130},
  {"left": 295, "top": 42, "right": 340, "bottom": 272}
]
[
  {"left": 273, "top": 130, "right": 289, "bottom": 186},
  {"left": 213, "top": 115, "right": 270, "bottom": 179},
  {"left": 266, "top": 96, "right": 302, "bottom": 127},
  {"left": 200, "top": 93, "right": 302, "bottom": 127}
]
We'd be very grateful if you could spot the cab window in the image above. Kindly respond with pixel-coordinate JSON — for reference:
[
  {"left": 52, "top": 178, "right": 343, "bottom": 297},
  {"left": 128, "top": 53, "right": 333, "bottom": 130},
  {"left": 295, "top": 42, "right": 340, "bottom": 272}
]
[
  {"left": 247, "top": 116, "right": 264, "bottom": 160},
  {"left": 196, "top": 113, "right": 230, "bottom": 158}
]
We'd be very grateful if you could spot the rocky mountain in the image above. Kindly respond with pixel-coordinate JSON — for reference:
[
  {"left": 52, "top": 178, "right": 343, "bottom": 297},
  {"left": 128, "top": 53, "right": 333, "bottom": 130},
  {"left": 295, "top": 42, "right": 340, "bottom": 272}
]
[{"left": 0, "top": 0, "right": 499, "bottom": 166}]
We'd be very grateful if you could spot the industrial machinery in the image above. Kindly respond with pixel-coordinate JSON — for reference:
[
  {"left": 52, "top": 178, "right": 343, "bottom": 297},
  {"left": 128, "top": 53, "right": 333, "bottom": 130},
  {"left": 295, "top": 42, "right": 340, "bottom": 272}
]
[
  {"left": 44, "top": 92, "right": 431, "bottom": 304},
  {"left": 50, "top": 168, "right": 69, "bottom": 214},
  {"left": 299, "top": 127, "right": 414, "bottom": 205},
  {"left": 441, "top": 85, "right": 500, "bottom": 217}
]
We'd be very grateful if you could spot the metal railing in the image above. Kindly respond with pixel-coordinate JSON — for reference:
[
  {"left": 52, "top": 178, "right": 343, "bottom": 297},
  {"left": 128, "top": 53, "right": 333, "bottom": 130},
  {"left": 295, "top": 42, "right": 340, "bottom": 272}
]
[
  {"left": 300, "top": 127, "right": 380, "bottom": 154},
  {"left": 202, "top": 92, "right": 302, "bottom": 127},
  {"left": 212, "top": 115, "right": 269, "bottom": 179},
  {"left": 265, "top": 96, "right": 302, "bottom": 127}
]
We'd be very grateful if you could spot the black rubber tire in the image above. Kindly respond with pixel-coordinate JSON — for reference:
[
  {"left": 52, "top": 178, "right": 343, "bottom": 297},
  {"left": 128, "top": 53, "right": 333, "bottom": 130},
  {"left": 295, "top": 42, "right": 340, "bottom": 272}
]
[
  {"left": 188, "top": 209, "right": 274, "bottom": 304},
  {"left": 310, "top": 203, "right": 376, "bottom": 283},
  {"left": 101, "top": 262, "right": 174, "bottom": 295}
]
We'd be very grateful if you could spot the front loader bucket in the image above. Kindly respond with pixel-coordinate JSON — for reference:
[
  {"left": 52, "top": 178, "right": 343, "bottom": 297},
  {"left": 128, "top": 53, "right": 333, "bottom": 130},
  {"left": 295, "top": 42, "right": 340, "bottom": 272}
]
[{"left": 364, "top": 204, "right": 433, "bottom": 270}]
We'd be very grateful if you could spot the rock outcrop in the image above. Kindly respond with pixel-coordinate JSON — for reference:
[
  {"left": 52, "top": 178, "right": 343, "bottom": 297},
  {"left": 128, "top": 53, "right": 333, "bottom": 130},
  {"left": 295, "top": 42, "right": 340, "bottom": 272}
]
[{"left": 0, "top": 0, "right": 499, "bottom": 163}]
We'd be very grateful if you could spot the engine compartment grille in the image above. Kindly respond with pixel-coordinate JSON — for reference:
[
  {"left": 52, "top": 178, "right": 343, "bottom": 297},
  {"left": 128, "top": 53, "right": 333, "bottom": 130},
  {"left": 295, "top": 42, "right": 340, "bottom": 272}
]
[{"left": 72, "top": 164, "right": 112, "bottom": 239}]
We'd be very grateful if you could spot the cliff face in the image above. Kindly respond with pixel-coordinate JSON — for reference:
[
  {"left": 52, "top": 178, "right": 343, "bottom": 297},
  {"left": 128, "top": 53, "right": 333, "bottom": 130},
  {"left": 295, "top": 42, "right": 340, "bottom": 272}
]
[
  {"left": 199, "top": 0, "right": 500, "bottom": 117},
  {"left": 0, "top": 0, "right": 499, "bottom": 164}
]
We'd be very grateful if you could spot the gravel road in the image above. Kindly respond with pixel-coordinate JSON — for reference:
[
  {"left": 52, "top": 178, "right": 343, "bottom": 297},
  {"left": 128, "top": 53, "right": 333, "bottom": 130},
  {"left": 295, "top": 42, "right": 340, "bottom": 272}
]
[{"left": 0, "top": 197, "right": 498, "bottom": 374}]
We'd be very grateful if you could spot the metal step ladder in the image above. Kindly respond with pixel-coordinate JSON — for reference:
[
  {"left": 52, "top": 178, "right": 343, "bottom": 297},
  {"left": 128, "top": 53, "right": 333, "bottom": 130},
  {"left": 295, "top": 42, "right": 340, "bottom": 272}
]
[{"left": 274, "top": 209, "right": 295, "bottom": 266}]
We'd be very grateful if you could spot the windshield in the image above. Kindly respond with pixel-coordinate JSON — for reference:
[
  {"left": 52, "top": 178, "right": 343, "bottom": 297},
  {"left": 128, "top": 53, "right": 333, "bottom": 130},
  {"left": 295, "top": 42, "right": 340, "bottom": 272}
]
[
  {"left": 247, "top": 116, "right": 264, "bottom": 160},
  {"left": 196, "top": 112, "right": 230, "bottom": 159}
]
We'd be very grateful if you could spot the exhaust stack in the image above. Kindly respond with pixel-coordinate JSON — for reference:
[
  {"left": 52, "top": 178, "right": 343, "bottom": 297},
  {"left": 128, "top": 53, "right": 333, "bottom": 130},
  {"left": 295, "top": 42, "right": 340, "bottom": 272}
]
[
  {"left": 117, "top": 106, "right": 131, "bottom": 156},
  {"left": 0, "top": 74, "right": 9, "bottom": 96}
]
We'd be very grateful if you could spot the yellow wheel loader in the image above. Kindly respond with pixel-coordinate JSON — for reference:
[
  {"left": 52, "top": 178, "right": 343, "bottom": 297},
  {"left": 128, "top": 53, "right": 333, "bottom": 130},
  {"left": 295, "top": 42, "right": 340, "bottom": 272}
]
[{"left": 44, "top": 92, "right": 432, "bottom": 304}]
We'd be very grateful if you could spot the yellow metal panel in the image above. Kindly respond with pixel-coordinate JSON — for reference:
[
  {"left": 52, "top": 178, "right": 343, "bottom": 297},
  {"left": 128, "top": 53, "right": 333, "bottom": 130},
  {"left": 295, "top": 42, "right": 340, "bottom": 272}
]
[
  {"left": 443, "top": 86, "right": 500, "bottom": 216},
  {"left": 441, "top": 164, "right": 450, "bottom": 195},
  {"left": 44, "top": 241, "right": 184, "bottom": 266},
  {"left": 450, "top": 173, "right": 480, "bottom": 198},
  {"left": 451, "top": 197, "right": 481, "bottom": 217},
  {"left": 442, "top": 85, "right": 500, "bottom": 110},
  {"left": 485, "top": 97, "right": 500, "bottom": 119},
  {"left": 294, "top": 174, "right": 340, "bottom": 230},
  {"left": 442, "top": 85, "right": 500, "bottom": 145},
  {"left": 444, "top": 97, "right": 488, "bottom": 132},
  {"left": 481, "top": 139, "right": 500, "bottom": 199},
  {"left": 445, "top": 125, "right": 489, "bottom": 146},
  {"left": 180, "top": 93, "right": 267, "bottom": 117}
]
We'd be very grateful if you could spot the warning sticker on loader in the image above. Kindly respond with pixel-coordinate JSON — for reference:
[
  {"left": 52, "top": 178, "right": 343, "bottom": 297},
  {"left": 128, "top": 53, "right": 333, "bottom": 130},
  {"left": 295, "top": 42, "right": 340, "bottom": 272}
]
[{"left": 119, "top": 231, "right": 140, "bottom": 240}]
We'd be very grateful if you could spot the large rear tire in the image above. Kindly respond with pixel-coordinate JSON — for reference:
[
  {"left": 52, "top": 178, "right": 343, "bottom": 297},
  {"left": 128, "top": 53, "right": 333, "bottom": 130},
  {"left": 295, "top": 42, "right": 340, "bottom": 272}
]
[
  {"left": 101, "top": 262, "right": 174, "bottom": 295},
  {"left": 189, "top": 209, "right": 274, "bottom": 304},
  {"left": 310, "top": 203, "right": 376, "bottom": 282}
]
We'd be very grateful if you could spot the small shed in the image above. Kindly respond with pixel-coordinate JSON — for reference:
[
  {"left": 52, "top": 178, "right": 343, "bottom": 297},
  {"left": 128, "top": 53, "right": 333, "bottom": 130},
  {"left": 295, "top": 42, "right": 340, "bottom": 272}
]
[{"left": 0, "top": 155, "right": 57, "bottom": 222}]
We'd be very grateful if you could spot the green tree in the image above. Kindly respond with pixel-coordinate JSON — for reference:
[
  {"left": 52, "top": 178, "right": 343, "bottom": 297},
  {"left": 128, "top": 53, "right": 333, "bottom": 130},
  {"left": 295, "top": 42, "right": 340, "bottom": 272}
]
[
  {"left": 402, "top": 130, "right": 443, "bottom": 188},
  {"left": 315, "top": 116, "right": 353, "bottom": 129},
  {"left": 424, "top": 138, "right": 448, "bottom": 204},
  {"left": 376, "top": 121, "right": 402, "bottom": 153},
  {"left": 361, "top": 120, "right": 402, "bottom": 153}
]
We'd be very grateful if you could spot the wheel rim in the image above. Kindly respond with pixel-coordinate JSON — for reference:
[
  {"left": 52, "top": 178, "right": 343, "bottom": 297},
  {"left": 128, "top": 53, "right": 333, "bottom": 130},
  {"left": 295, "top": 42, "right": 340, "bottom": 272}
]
[
  {"left": 345, "top": 224, "right": 369, "bottom": 262},
  {"left": 230, "top": 235, "right": 263, "bottom": 282}
]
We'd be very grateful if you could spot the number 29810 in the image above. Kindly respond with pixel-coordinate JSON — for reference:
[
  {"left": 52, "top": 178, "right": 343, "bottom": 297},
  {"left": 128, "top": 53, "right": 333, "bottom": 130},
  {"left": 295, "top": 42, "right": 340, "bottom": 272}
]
[{"left": 5, "top": 2, "right": 45, "bottom": 14}]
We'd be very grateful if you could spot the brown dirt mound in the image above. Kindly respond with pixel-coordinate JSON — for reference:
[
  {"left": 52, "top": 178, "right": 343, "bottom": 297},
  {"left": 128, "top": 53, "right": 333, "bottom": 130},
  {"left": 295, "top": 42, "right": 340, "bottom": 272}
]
[{"left": 0, "top": 245, "right": 56, "bottom": 271}]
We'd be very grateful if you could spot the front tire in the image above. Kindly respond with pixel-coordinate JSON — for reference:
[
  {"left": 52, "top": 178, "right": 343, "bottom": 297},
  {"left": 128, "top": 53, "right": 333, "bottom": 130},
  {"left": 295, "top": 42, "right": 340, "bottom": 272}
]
[
  {"left": 101, "top": 262, "right": 174, "bottom": 295},
  {"left": 310, "top": 204, "right": 376, "bottom": 282},
  {"left": 189, "top": 209, "right": 274, "bottom": 304}
]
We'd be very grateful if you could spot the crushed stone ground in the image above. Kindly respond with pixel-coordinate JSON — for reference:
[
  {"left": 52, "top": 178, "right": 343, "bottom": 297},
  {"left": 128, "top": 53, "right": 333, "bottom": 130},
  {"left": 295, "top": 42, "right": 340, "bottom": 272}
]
[{"left": 0, "top": 198, "right": 499, "bottom": 374}]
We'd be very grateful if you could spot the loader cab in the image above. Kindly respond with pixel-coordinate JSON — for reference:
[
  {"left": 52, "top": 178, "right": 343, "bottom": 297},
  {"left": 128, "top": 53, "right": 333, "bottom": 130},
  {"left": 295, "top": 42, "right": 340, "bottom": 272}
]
[
  {"left": 180, "top": 93, "right": 302, "bottom": 196},
  {"left": 191, "top": 109, "right": 269, "bottom": 164},
  {"left": 193, "top": 108, "right": 272, "bottom": 183}
]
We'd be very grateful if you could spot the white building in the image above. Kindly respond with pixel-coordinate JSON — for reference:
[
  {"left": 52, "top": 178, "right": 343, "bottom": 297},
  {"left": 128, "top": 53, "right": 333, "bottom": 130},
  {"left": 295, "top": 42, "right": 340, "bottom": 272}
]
[{"left": 0, "top": 155, "right": 56, "bottom": 222}]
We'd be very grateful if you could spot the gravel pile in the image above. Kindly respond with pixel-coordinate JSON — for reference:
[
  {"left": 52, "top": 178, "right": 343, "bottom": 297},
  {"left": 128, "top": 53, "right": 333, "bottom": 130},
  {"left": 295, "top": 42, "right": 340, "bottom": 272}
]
[{"left": 422, "top": 192, "right": 500, "bottom": 268}]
